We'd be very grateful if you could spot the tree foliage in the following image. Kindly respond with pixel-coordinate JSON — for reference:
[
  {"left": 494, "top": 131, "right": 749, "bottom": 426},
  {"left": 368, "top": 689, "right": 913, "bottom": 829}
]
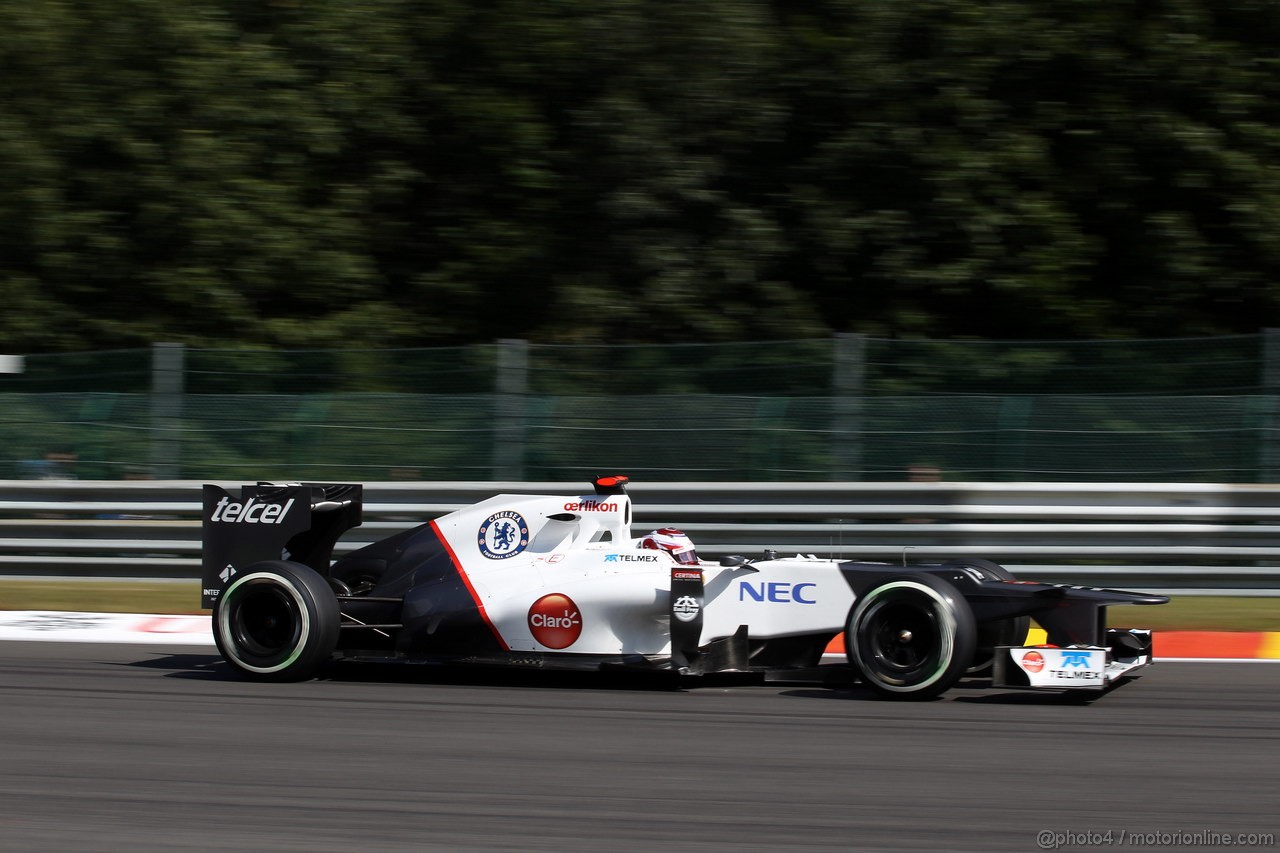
[{"left": 2, "top": 0, "right": 1280, "bottom": 350}]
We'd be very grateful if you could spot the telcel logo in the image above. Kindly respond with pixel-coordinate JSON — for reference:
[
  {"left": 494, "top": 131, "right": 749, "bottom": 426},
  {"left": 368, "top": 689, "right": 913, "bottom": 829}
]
[
  {"left": 739, "top": 581, "right": 817, "bottom": 604},
  {"left": 210, "top": 497, "right": 295, "bottom": 524}
]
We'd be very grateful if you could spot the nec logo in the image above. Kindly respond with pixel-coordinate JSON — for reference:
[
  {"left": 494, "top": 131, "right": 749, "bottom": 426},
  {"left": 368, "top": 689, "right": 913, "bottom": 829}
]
[
  {"left": 209, "top": 496, "right": 295, "bottom": 524},
  {"left": 739, "top": 581, "right": 817, "bottom": 604},
  {"left": 1060, "top": 651, "right": 1095, "bottom": 667}
]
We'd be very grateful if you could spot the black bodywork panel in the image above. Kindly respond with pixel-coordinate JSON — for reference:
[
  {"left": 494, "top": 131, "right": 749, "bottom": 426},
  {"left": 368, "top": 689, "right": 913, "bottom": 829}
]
[{"left": 837, "top": 560, "right": 1168, "bottom": 647}]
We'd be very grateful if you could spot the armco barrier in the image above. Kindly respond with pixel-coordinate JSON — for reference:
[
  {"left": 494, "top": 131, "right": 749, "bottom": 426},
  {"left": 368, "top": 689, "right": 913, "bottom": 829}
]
[{"left": 1, "top": 480, "right": 1280, "bottom": 593}]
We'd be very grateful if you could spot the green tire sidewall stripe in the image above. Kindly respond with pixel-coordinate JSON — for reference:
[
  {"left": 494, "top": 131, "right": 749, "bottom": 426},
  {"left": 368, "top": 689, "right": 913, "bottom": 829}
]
[
  {"left": 849, "top": 580, "right": 957, "bottom": 693},
  {"left": 218, "top": 571, "right": 312, "bottom": 674}
]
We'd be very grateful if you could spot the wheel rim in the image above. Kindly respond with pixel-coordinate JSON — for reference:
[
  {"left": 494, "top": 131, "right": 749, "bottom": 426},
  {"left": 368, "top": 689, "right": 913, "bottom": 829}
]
[
  {"left": 219, "top": 573, "right": 310, "bottom": 673},
  {"left": 232, "top": 585, "right": 300, "bottom": 657},
  {"left": 865, "top": 600, "right": 940, "bottom": 674}
]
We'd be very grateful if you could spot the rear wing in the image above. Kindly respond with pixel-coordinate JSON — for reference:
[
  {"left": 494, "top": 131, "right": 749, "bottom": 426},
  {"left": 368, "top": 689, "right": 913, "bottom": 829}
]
[{"left": 200, "top": 483, "right": 363, "bottom": 609}]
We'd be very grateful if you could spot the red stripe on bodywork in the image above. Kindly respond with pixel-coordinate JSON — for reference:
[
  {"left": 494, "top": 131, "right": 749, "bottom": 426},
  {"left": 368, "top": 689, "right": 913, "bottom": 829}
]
[{"left": 431, "top": 519, "right": 509, "bottom": 651}]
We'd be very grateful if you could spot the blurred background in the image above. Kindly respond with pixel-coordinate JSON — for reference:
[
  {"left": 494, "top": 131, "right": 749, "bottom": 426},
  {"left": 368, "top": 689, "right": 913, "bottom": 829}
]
[
  {"left": 3, "top": 1, "right": 1280, "bottom": 481},
  {"left": 3, "top": 335, "right": 1280, "bottom": 481}
]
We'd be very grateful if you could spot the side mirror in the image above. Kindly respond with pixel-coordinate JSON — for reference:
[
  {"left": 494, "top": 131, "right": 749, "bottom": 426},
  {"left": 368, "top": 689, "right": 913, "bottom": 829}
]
[{"left": 719, "top": 555, "right": 758, "bottom": 571}]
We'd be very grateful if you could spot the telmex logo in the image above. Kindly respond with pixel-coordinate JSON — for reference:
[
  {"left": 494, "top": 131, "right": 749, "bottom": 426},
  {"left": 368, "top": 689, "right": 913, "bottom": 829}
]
[
  {"left": 563, "top": 501, "right": 617, "bottom": 512},
  {"left": 1060, "top": 651, "right": 1094, "bottom": 667},
  {"left": 605, "top": 554, "right": 659, "bottom": 563},
  {"left": 528, "top": 593, "right": 583, "bottom": 649},
  {"left": 739, "top": 581, "right": 817, "bottom": 604},
  {"left": 209, "top": 497, "right": 295, "bottom": 524}
]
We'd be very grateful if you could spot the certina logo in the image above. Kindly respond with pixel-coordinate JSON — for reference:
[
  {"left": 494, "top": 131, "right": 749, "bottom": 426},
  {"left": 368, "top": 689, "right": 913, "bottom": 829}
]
[
  {"left": 1020, "top": 650, "right": 1045, "bottom": 673},
  {"left": 478, "top": 511, "right": 530, "bottom": 559},
  {"left": 605, "top": 553, "right": 660, "bottom": 563},
  {"left": 209, "top": 496, "right": 295, "bottom": 524},
  {"left": 738, "top": 581, "right": 817, "bottom": 604},
  {"left": 563, "top": 500, "right": 618, "bottom": 512},
  {"left": 672, "top": 569, "right": 702, "bottom": 581},
  {"left": 528, "top": 593, "right": 582, "bottom": 649},
  {"left": 672, "top": 595, "right": 700, "bottom": 623}
]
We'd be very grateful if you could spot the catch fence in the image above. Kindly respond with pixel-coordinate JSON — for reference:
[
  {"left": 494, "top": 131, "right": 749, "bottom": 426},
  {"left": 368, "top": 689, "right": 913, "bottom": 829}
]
[{"left": 2, "top": 334, "right": 1279, "bottom": 482}]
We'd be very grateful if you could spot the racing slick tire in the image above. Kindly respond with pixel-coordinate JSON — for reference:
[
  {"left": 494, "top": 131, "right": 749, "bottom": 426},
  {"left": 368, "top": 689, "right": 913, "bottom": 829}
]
[
  {"left": 941, "top": 558, "right": 1033, "bottom": 676},
  {"left": 846, "top": 573, "right": 977, "bottom": 701},
  {"left": 213, "top": 560, "right": 340, "bottom": 682}
]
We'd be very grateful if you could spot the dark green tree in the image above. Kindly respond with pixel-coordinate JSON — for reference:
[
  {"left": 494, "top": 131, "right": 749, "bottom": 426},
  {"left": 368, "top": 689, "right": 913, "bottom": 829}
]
[{"left": 3, "top": 0, "right": 1280, "bottom": 350}]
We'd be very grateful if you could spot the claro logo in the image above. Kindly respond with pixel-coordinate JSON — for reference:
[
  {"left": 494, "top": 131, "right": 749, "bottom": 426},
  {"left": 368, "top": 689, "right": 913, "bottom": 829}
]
[
  {"left": 209, "top": 496, "right": 295, "bottom": 524},
  {"left": 1020, "top": 650, "right": 1045, "bottom": 673},
  {"left": 528, "top": 593, "right": 583, "bottom": 649}
]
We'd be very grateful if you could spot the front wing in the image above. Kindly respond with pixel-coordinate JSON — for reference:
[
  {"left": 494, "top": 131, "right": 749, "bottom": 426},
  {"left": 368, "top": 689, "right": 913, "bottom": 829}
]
[{"left": 991, "top": 628, "right": 1155, "bottom": 691}]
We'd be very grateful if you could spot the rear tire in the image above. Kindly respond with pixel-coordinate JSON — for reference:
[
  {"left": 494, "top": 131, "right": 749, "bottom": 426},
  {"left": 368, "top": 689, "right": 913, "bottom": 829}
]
[
  {"left": 846, "top": 574, "right": 977, "bottom": 701},
  {"left": 941, "top": 559, "right": 1032, "bottom": 676},
  {"left": 213, "top": 560, "right": 340, "bottom": 682}
]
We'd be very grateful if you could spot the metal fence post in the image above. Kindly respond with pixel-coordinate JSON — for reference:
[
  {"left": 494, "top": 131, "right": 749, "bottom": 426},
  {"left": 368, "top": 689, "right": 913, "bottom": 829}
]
[
  {"left": 492, "top": 339, "right": 528, "bottom": 480},
  {"left": 150, "top": 342, "right": 185, "bottom": 479},
  {"left": 1262, "top": 329, "right": 1280, "bottom": 483},
  {"left": 833, "top": 333, "right": 866, "bottom": 481}
]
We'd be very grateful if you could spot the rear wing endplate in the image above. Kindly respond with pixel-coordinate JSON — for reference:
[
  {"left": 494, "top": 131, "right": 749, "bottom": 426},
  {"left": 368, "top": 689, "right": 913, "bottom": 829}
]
[{"left": 200, "top": 482, "right": 363, "bottom": 609}]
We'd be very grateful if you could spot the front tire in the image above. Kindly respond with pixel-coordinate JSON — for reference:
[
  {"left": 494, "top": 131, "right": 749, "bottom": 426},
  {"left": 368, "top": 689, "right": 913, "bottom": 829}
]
[
  {"left": 941, "top": 559, "right": 1033, "bottom": 676},
  {"left": 846, "top": 574, "right": 977, "bottom": 700},
  {"left": 213, "top": 560, "right": 340, "bottom": 682}
]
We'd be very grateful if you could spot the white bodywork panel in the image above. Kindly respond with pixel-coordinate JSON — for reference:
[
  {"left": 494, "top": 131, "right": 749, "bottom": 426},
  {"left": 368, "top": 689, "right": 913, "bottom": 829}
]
[
  {"left": 431, "top": 491, "right": 854, "bottom": 656},
  {"left": 1005, "top": 646, "right": 1108, "bottom": 688},
  {"left": 700, "top": 561, "right": 855, "bottom": 643}
]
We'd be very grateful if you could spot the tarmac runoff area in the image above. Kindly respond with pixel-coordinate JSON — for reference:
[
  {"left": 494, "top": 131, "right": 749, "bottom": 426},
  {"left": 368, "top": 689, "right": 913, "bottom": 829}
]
[{"left": 0, "top": 610, "right": 1277, "bottom": 661}]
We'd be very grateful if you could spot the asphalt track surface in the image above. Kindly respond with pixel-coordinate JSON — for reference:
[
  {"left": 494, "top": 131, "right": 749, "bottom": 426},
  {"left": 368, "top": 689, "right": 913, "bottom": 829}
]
[{"left": 0, "top": 644, "right": 1275, "bottom": 853}]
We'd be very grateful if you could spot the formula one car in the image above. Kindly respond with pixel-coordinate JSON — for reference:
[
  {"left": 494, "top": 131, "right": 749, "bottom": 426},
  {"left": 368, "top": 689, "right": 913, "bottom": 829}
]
[{"left": 201, "top": 476, "right": 1167, "bottom": 700}]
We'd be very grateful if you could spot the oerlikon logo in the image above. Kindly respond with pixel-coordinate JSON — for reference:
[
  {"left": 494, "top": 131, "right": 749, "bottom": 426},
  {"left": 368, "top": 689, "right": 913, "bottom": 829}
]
[{"left": 528, "top": 593, "right": 582, "bottom": 649}]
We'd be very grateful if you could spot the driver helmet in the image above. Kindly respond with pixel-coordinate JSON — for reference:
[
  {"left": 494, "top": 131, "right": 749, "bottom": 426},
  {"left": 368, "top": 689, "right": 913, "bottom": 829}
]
[{"left": 640, "top": 527, "right": 699, "bottom": 565}]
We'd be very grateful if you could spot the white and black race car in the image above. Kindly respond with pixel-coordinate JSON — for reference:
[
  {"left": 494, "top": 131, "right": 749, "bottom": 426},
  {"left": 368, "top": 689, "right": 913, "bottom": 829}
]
[{"left": 201, "top": 476, "right": 1167, "bottom": 700}]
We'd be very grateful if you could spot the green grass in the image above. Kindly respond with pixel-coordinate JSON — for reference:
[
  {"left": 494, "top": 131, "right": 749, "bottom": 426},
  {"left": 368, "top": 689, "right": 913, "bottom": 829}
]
[
  {"left": 0, "top": 580, "right": 204, "bottom": 615},
  {"left": 1098, "top": 596, "right": 1279, "bottom": 632},
  {"left": 0, "top": 580, "right": 1277, "bottom": 631}
]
